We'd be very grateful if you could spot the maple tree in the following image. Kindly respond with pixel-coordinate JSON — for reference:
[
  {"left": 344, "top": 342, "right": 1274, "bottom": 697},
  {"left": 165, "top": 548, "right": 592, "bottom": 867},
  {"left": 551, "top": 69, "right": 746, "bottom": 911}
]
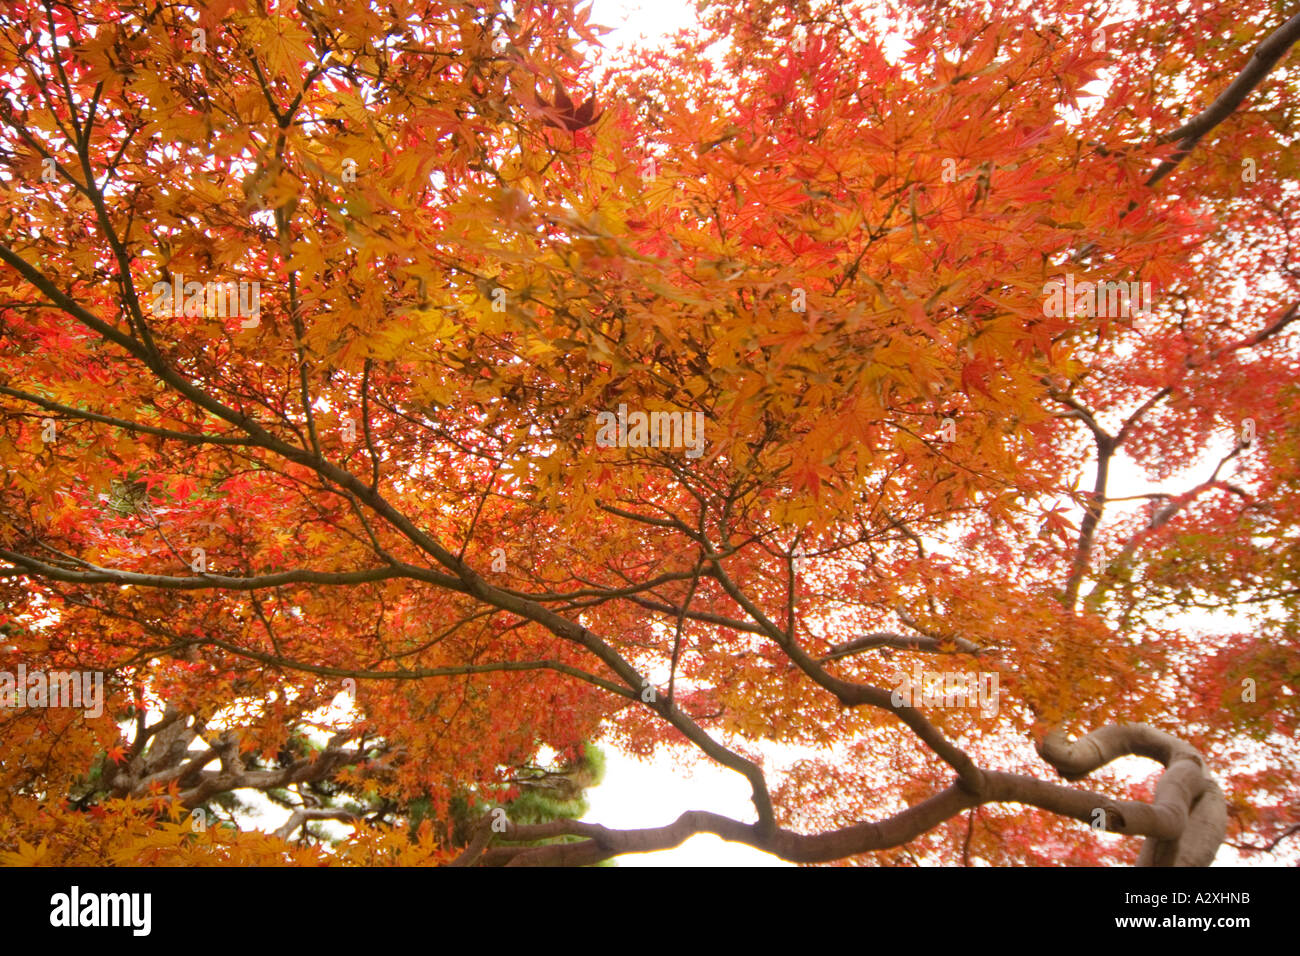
[{"left": 0, "top": 0, "right": 1297, "bottom": 867}]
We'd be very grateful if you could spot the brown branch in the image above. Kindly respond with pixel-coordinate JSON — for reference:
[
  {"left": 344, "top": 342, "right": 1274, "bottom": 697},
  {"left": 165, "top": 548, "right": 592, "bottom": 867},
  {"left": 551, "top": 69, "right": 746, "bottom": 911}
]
[
  {"left": 1037, "top": 724, "right": 1227, "bottom": 866},
  {"left": 273, "top": 807, "right": 361, "bottom": 841},
  {"left": 702, "top": 536, "right": 985, "bottom": 794},
  {"left": 0, "top": 549, "right": 437, "bottom": 592},
  {"left": 198, "top": 634, "right": 638, "bottom": 702},
  {"left": 1229, "top": 820, "right": 1300, "bottom": 853},
  {"left": 473, "top": 727, "right": 1222, "bottom": 865},
  {"left": 1148, "top": 10, "right": 1300, "bottom": 186},
  {"left": 0, "top": 386, "right": 257, "bottom": 446},
  {"left": 820, "top": 630, "right": 983, "bottom": 663}
]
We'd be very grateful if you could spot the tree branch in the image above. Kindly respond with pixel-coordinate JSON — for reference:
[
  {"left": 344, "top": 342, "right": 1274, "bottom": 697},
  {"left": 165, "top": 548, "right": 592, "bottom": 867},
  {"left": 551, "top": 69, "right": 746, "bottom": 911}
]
[{"left": 1148, "top": 10, "right": 1300, "bottom": 186}]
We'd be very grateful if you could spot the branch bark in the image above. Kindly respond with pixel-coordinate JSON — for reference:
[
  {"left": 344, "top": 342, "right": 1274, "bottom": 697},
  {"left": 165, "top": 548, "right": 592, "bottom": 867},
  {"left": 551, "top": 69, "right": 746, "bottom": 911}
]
[
  {"left": 474, "top": 723, "right": 1226, "bottom": 866},
  {"left": 1148, "top": 10, "right": 1300, "bottom": 186},
  {"left": 1037, "top": 723, "right": 1227, "bottom": 866}
]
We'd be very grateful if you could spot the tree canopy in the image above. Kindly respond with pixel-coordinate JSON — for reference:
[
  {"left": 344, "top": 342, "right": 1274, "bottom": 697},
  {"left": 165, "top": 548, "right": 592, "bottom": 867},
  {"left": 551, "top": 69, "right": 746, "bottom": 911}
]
[{"left": 0, "top": 0, "right": 1297, "bottom": 866}]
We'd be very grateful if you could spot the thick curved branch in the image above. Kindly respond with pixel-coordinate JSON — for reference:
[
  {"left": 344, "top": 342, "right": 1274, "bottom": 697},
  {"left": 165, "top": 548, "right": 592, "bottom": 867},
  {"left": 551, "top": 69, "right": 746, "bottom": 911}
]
[
  {"left": 476, "top": 737, "right": 1224, "bottom": 866},
  {"left": 484, "top": 787, "right": 980, "bottom": 866},
  {"left": 1037, "top": 724, "right": 1227, "bottom": 866}
]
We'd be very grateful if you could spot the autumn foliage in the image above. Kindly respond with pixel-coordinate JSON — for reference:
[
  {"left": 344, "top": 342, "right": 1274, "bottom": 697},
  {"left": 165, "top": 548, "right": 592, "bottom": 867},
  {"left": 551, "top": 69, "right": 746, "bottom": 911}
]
[{"left": 0, "top": 0, "right": 1297, "bottom": 866}]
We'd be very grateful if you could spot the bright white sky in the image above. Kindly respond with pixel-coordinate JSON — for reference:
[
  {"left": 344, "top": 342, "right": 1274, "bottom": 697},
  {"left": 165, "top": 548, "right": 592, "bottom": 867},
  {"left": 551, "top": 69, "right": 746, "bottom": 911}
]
[{"left": 587, "top": 0, "right": 700, "bottom": 53}]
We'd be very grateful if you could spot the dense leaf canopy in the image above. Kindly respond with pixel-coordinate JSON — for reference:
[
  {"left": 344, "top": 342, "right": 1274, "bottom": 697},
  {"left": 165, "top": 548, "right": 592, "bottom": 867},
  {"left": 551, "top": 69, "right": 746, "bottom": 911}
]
[{"left": 0, "top": 0, "right": 1297, "bottom": 865}]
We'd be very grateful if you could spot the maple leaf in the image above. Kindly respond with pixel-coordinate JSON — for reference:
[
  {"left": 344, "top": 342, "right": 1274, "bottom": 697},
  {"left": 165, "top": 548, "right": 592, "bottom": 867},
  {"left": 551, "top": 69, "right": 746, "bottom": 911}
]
[
  {"left": 534, "top": 77, "right": 602, "bottom": 131},
  {"left": 960, "top": 356, "right": 996, "bottom": 397}
]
